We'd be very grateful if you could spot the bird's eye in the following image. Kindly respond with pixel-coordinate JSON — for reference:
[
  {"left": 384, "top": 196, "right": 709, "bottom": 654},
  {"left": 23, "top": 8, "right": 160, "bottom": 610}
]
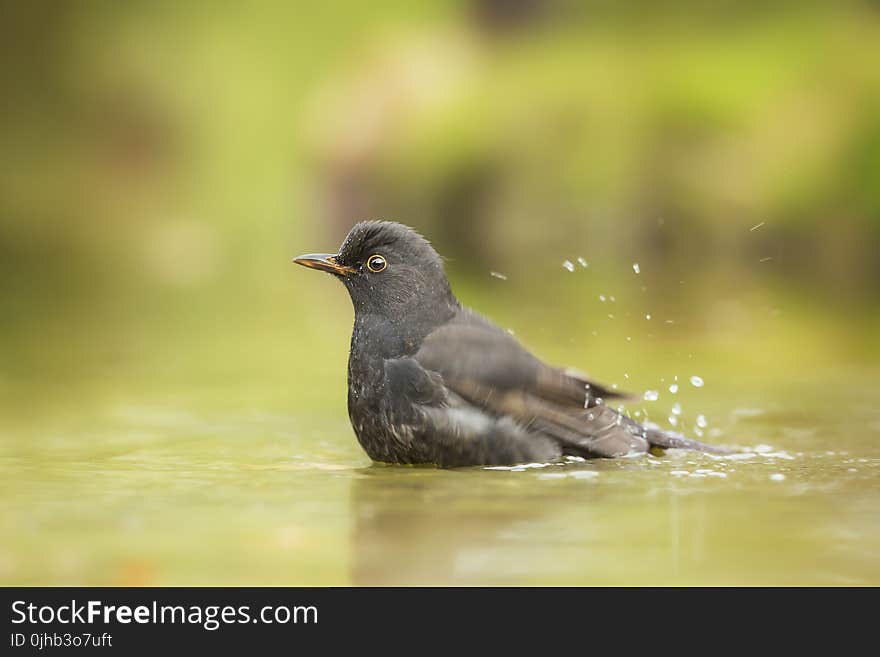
[{"left": 366, "top": 254, "right": 387, "bottom": 273}]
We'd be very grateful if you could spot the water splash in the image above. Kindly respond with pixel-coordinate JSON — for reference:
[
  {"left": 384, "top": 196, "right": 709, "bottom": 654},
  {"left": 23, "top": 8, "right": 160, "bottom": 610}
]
[{"left": 485, "top": 462, "right": 552, "bottom": 472}]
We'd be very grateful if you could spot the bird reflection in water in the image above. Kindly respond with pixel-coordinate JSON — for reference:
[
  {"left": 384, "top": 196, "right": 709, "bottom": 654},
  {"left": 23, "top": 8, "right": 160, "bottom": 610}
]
[{"left": 347, "top": 465, "right": 619, "bottom": 586}]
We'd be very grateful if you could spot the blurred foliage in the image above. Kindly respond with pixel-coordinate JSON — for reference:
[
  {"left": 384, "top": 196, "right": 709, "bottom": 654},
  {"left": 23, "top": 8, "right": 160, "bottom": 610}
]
[{"left": 1, "top": 0, "right": 879, "bottom": 412}]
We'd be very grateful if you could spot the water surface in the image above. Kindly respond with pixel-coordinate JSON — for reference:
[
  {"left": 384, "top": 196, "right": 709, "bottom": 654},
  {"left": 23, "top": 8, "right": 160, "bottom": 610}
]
[{"left": 2, "top": 366, "right": 877, "bottom": 586}]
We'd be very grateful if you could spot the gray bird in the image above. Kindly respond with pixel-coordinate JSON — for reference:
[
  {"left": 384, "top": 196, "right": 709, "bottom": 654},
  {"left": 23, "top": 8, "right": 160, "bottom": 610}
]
[{"left": 294, "top": 221, "right": 728, "bottom": 467}]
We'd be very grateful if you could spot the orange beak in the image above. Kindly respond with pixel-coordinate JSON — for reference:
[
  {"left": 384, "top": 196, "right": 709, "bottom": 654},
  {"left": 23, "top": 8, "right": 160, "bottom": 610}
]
[{"left": 292, "top": 253, "right": 356, "bottom": 276}]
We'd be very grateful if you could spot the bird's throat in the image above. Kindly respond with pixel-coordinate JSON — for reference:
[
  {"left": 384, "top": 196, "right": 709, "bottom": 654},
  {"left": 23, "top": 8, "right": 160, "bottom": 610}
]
[{"left": 349, "top": 295, "right": 457, "bottom": 358}]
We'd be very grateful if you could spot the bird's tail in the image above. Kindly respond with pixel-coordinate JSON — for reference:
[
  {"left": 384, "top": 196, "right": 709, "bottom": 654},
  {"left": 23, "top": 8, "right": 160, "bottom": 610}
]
[{"left": 644, "top": 426, "right": 734, "bottom": 455}]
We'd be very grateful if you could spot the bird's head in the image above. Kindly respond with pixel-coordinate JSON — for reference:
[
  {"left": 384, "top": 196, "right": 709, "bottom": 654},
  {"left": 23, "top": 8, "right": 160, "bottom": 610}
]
[{"left": 294, "top": 221, "right": 459, "bottom": 325}]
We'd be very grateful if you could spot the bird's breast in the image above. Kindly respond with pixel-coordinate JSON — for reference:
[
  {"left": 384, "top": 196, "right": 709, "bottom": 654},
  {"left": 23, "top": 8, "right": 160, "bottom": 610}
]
[{"left": 346, "top": 349, "right": 431, "bottom": 464}]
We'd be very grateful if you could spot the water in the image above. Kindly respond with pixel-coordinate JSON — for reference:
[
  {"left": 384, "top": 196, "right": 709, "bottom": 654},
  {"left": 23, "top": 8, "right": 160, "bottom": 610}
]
[{"left": 1, "top": 370, "right": 878, "bottom": 586}]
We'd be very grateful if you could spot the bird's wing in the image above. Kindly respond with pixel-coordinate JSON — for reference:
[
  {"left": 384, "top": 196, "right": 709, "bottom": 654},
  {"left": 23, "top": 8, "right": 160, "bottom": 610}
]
[
  {"left": 419, "top": 311, "right": 629, "bottom": 404},
  {"left": 383, "top": 357, "right": 561, "bottom": 466},
  {"left": 412, "top": 314, "right": 648, "bottom": 457}
]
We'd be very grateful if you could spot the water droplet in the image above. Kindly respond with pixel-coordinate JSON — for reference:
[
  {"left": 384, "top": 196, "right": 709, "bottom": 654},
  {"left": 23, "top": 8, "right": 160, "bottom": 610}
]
[
  {"left": 632, "top": 263, "right": 640, "bottom": 274},
  {"left": 690, "top": 375, "right": 704, "bottom": 388},
  {"left": 696, "top": 414, "right": 707, "bottom": 428},
  {"left": 669, "top": 384, "right": 679, "bottom": 394},
  {"left": 643, "top": 390, "right": 659, "bottom": 401},
  {"left": 490, "top": 271, "right": 507, "bottom": 280},
  {"left": 562, "top": 260, "right": 575, "bottom": 272},
  {"left": 671, "top": 402, "right": 682, "bottom": 415},
  {"left": 623, "top": 373, "right": 630, "bottom": 380},
  {"left": 749, "top": 221, "right": 766, "bottom": 232},
  {"left": 645, "top": 314, "right": 652, "bottom": 320},
  {"left": 769, "top": 473, "right": 785, "bottom": 481},
  {"left": 599, "top": 295, "right": 606, "bottom": 302},
  {"left": 759, "top": 256, "right": 773, "bottom": 263},
  {"left": 577, "top": 257, "right": 588, "bottom": 268},
  {"left": 668, "top": 415, "right": 678, "bottom": 426}
]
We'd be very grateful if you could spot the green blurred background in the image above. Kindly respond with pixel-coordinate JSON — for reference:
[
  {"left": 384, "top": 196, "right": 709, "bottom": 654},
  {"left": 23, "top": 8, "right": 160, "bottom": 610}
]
[
  {"left": 1, "top": 1, "right": 879, "bottom": 585},
  {"left": 3, "top": 0, "right": 880, "bottom": 397}
]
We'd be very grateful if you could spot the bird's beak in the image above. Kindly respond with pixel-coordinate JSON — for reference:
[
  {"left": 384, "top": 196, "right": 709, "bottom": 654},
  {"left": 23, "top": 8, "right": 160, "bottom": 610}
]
[{"left": 292, "top": 253, "right": 356, "bottom": 276}]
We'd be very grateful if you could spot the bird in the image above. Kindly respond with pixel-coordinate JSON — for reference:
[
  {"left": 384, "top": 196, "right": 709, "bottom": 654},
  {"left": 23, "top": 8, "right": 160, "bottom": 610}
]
[{"left": 293, "top": 221, "right": 729, "bottom": 467}]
